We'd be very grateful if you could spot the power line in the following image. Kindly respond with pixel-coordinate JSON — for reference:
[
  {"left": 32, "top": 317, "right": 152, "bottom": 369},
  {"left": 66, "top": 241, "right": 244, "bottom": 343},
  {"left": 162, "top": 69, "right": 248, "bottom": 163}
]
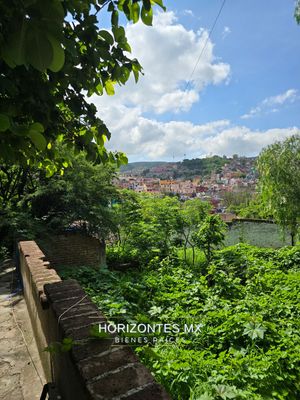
[{"left": 185, "top": 0, "right": 227, "bottom": 92}]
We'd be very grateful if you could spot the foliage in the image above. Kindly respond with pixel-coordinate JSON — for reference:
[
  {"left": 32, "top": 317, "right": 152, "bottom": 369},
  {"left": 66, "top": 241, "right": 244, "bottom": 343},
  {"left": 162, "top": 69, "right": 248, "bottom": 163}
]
[
  {"left": 181, "top": 156, "right": 228, "bottom": 176},
  {"left": 111, "top": 191, "right": 179, "bottom": 264},
  {"left": 192, "top": 214, "right": 227, "bottom": 264},
  {"left": 257, "top": 135, "right": 300, "bottom": 245},
  {"left": 221, "top": 189, "right": 253, "bottom": 214},
  {"left": 25, "top": 148, "right": 118, "bottom": 239},
  {"left": 0, "top": 146, "right": 118, "bottom": 253},
  {"left": 295, "top": 0, "right": 300, "bottom": 24},
  {"left": 0, "top": 0, "right": 165, "bottom": 169},
  {"left": 176, "top": 199, "right": 211, "bottom": 265},
  {"left": 110, "top": 191, "right": 211, "bottom": 266},
  {"left": 0, "top": 245, "right": 9, "bottom": 261},
  {"left": 61, "top": 243, "right": 300, "bottom": 399},
  {"left": 235, "top": 195, "right": 273, "bottom": 220}
]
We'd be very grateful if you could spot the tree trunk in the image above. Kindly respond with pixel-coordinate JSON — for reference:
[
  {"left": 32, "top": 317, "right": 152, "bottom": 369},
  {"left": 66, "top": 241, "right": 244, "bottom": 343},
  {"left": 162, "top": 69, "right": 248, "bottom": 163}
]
[
  {"left": 192, "top": 246, "right": 195, "bottom": 266},
  {"left": 291, "top": 231, "right": 295, "bottom": 246},
  {"left": 99, "top": 238, "right": 106, "bottom": 267}
]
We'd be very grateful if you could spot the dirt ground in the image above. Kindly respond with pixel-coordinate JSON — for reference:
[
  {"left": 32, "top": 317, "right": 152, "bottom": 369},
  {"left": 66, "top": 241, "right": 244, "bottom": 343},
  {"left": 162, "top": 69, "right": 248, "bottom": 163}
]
[{"left": 0, "top": 259, "right": 46, "bottom": 400}]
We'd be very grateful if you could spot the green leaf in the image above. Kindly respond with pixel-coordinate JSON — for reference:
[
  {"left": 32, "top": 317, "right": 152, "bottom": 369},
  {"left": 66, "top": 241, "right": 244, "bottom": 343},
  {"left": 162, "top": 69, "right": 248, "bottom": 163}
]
[
  {"left": 35, "top": 0, "right": 65, "bottom": 22},
  {"left": 96, "top": 83, "right": 103, "bottom": 95},
  {"left": 243, "top": 322, "right": 266, "bottom": 340},
  {"left": 119, "top": 66, "right": 130, "bottom": 84},
  {"left": 152, "top": 0, "right": 166, "bottom": 11},
  {"left": 198, "top": 394, "right": 214, "bottom": 400},
  {"left": 104, "top": 80, "right": 115, "bottom": 96},
  {"left": 118, "top": 152, "right": 128, "bottom": 165},
  {"left": 99, "top": 30, "right": 114, "bottom": 46},
  {"left": 214, "top": 385, "right": 238, "bottom": 399},
  {"left": 112, "top": 26, "right": 126, "bottom": 43},
  {"left": 26, "top": 25, "right": 53, "bottom": 71},
  {"left": 45, "top": 163, "right": 57, "bottom": 177},
  {"left": 132, "top": 63, "right": 140, "bottom": 83},
  {"left": 48, "top": 34, "right": 65, "bottom": 72},
  {"left": 0, "top": 114, "right": 10, "bottom": 131},
  {"left": 121, "top": 0, "right": 131, "bottom": 20},
  {"left": 111, "top": 9, "right": 119, "bottom": 27},
  {"left": 1, "top": 20, "right": 28, "bottom": 67},
  {"left": 108, "top": 1, "right": 115, "bottom": 12},
  {"left": 141, "top": 5, "right": 153, "bottom": 26},
  {"left": 28, "top": 131, "right": 47, "bottom": 151},
  {"left": 131, "top": 2, "right": 140, "bottom": 23},
  {"left": 61, "top": 337, "right": 74, "bottom": 352},
  {"left": 29, "top": 122, "right": 44, "bottom": 133},
  {"left": 119, "top": 41, "right": 131, "bottom": 53},
  {"left": 143, "top": 0, "right": 151, "bottom": 11}
]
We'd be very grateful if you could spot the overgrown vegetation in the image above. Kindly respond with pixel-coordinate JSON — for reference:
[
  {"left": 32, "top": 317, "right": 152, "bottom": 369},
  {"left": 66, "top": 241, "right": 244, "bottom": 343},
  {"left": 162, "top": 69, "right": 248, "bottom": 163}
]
[
  {"left": 0, "top": 147, "right": 118, "bottom": 256},
  {"left": 60, "top": 244, "right": 300, "bottom": 399}
]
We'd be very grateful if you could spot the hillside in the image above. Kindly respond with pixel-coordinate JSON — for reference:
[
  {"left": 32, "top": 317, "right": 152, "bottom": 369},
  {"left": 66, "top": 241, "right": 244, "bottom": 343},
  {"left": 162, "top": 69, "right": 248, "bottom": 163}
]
[{"left": 120, "top": 156, "right": 257, "bottom": 179}]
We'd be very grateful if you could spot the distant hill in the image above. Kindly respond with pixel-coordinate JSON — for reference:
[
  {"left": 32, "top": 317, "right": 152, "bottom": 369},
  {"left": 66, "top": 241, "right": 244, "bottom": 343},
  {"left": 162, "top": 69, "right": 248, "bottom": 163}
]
[
  {"left": 120, "top": 161, "right": 168, "bottom": 172},
  {"left": 120, "top": 156, "right": 257, "bottom": 179}
]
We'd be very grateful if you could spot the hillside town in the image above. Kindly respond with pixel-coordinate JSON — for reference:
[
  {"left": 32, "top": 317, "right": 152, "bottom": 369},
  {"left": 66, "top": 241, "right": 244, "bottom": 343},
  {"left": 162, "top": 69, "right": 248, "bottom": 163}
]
[{"left": 115, "top": 156, "right": 258, "bottom": 218}]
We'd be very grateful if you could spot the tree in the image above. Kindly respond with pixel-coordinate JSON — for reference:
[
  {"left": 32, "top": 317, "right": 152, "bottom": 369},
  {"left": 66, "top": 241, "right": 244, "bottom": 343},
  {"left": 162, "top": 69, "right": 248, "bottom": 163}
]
[
  {"left": 295, "top": 0, "right": 300, "bottom": 24},
  {"left": 112, "top": 189, "right": 142, "bottom": 247},
  {"left": 27, "top": 149, "right": 118, "bottom": 240},
  {"left": 0, "top": 0, "right": 165, "bottom": 172},
  {"left": 176, "top": 199, "right": 211, "bottom": 265},
  {"left": 131, "top": 194, "right": 180, "bottom": 259},
  {"left": 236, "top": 194, "right": 273, "bottom": 220},
  {"left": 221, "top": 189, "right": 254, "bottom": 214},
  {"left": 111, "top": 193, "right": 181, "bottom": 264},
  {"left": 192, "top": 214, "right": 226, "bottom": 264},
  {"left": 257, "top": 135, "right": 300, "bottom": 245}
]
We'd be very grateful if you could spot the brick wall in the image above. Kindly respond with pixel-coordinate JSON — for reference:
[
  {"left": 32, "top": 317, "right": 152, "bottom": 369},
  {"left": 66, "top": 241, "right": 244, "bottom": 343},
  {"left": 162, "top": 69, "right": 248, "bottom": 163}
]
[
  {"left": 19, "top": 241, "right": 171, "bottom": 400},
  {"left": 37, "top": 232, "right": 106, "bottom": 269},
  {"left": 18, "top": 241, "right": 61, "bottom": 380}
]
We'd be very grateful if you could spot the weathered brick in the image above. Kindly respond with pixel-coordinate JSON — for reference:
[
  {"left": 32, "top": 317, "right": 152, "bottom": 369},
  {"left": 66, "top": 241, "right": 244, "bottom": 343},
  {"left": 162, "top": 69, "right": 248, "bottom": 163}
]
[
  {"left": 71, "top": 338, "right": 115, "bottom": 363},
  {"left": 119, "top": 383, "right": 171, "bottom": 400},
  {"left": 78, "top": 347, "right": 140, "bottom": 381},
  {"left": 87, "top": 364, "right": 154, "bottom": 399}
]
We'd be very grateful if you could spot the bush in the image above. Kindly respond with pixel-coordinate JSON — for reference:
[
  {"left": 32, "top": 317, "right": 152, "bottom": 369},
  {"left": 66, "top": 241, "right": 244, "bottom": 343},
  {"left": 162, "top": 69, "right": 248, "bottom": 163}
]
[{"left": 61, "top": 244, "right": 300, "bottom": 399}]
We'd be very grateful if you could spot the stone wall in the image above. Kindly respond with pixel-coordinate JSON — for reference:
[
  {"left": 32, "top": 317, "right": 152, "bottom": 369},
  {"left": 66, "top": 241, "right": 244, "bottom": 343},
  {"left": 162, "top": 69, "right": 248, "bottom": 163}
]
[
  {"left": 37, "top": 232, "right": 106, "bottom": 268},
  {"left": 224, "top": 219, "right": 291, "bottom": 248},
  {"left": 18, "top": 241, "right": 170, "bottom": 400}
]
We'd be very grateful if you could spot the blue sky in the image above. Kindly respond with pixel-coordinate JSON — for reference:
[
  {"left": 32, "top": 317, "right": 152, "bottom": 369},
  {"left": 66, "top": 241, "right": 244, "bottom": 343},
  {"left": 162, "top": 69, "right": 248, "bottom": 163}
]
[{"left": 92, "top": 0, "right": 300, "bottom": 161}]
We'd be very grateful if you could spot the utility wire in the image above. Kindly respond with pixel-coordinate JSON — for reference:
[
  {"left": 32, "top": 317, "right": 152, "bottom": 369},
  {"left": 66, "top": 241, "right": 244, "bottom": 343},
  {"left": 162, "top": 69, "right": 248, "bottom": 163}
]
[{"left": 185, "top": 0, "right": 227, "bottom": 92}]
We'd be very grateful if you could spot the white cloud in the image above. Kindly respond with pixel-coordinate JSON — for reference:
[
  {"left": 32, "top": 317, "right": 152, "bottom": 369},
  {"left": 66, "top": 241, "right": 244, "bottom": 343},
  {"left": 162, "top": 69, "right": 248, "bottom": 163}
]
[
  {"left": 241, "top": 89, "right": 298, "bottom": 119},
  {"left": 90, "top": 11, "right": 298, "bottom": 162},
  {"left": 93, "top": 11, "right": 230, "bottom": 115},
  {"left": 262, "top": 89, "right": 298, "bottom": 106},
  {"left": 222, "top": 26, "right": 231, "bottom": 39},
  {"left": 183, "top": 9, "right": 194, "bottom": 17},
  {"left": 99, "top": 103, "right": 298, "bottom": 161}
]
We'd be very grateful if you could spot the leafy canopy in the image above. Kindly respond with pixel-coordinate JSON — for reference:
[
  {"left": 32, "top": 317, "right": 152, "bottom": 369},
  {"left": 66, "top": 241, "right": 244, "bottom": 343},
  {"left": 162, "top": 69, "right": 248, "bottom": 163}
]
[
  {"left": 257, "top": 135, "right": 300, "bottom": 244},
  {"left": 0, "top": 0, "right": 165, "bottom": 172}
]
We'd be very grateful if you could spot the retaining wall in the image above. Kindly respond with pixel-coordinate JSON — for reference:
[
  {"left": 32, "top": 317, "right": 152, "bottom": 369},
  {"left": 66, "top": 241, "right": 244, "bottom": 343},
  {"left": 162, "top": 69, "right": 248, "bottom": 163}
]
[
  {"left": 37, "top": 232, "right": 106, "bottom": 268},
  {"left": 19, "top": 240, "right": 170, "bottom": 400}
]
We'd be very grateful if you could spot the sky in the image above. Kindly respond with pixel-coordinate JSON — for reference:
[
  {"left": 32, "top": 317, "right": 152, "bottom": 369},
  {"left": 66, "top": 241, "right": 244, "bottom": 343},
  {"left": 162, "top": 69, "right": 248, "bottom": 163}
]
[{"left": 91, "top": 0, "right": 300, "bottom": 162}]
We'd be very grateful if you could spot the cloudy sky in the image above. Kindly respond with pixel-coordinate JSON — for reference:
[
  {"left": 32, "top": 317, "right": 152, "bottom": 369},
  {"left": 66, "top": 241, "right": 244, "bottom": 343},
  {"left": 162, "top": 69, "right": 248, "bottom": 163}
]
[{"left": 92, "top": 0, "right": 300, "bottom": 162}]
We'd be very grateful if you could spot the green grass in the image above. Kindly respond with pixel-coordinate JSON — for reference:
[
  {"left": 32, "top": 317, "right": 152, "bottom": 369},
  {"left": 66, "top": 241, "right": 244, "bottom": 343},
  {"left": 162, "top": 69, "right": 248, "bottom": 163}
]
[{"left": 177, "top": 247, "right": 206, "bottom": 267}]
